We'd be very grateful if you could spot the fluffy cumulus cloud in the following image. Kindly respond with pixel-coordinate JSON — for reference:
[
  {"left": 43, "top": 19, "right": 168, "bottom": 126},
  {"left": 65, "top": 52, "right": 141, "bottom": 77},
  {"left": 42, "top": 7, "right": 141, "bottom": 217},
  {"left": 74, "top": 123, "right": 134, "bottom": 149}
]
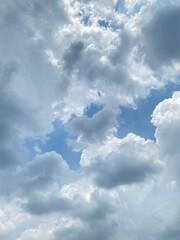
[
  {"left": 82, "top": 134, "right": 162, "bottom": 188},
  {"left": 152, "top": 92, "right": 180, "bottom": 187},
  {"left": 0, "top": 0, "right": 180, "bottom": 239}
]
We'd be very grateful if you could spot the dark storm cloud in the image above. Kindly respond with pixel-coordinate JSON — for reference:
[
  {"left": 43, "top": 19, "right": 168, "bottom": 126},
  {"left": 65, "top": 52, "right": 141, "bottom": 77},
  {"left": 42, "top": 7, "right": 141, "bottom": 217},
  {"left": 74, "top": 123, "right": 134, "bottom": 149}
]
[{"left": 141, "top": 6, "right": 180, "bottom": 69}]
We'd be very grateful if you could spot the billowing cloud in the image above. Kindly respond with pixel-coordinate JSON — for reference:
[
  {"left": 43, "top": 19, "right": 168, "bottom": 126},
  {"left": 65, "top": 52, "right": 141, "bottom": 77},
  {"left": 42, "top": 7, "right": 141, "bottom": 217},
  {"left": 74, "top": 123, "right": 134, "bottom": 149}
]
[
  {"left": 152, "top": 91, "right": 180, "bottom": 156},
  {"left": 24, "top": 196, "right": 72, "bottom": 215},
  {"left": 152, "top": 92, "right": 180, "bottom": 186},
  {"left": 0, "top": 0, "right": 180, "bottom": 240},
  {"left": 67, "top": 107, "right": 117, "bottom": 148},
  {"left": 82, "top": 134, "right": 162, "bottom": 188},
  {"left": 141, "top": 6, "right": 180, "bottom": 69},
  {"left": 63, "top": 41, "right": 85, "bottom": 73}
]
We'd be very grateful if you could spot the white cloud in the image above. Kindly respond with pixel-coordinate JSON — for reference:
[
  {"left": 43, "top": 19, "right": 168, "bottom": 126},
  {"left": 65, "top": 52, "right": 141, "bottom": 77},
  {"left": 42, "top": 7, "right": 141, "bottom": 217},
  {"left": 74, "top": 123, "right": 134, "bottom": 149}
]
[
  {"left": 152, "top": 92, "right": 180, "bottom": 157},
  {"left": 152, "top": 92, "right": 180, "bottom": 186}
]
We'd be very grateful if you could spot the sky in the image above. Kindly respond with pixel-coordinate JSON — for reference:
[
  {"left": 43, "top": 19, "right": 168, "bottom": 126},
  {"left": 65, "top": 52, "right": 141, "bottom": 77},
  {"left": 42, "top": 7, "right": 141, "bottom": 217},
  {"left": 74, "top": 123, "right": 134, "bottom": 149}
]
[{"left": 0, "top": 0, "right": 180, "bottom": 239}]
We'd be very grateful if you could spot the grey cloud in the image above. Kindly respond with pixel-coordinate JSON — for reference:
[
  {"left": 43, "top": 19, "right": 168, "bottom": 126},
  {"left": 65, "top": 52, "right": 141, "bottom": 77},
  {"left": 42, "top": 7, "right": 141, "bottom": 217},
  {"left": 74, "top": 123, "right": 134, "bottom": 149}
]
[
  {"left": 0, "top": 0, "right": 68, "bottom": 38},
  {"left": 68, "top": 108, "right": 116, "bottom": 143},
  {"left": 0, "top": 63, "right": 29, "bottom": 168},
  {"left": 161, "top": 229, "right": 180, "bottom": 240},
  {"left": 0, "top": 62, "right": 18, "bottom": 88},
  {"left": 0, "top": 0, "right": 69, "bottom": 168},
  {"left": 29, "top": 0, "right": 68, "bottom": 24},
  {"left": 141, "top": 6, "right": 180, "bottom": 69},
  {"left": 20, "top": 152, "right": 69, "bottom": 195},
  {"left": 24, "top": 176, "right": 114, "bottom": 218},
  {"left": 151, "top": 214, "right": 180, "bottom": 240},
  {"left": 89, "top": 152, "right": 161, "bottom": 188},
  {"left": 0, "top": 0, "right": 68, "bottom": 67},
  {"left": 110, "top": 31, "right": 134, "bottom": 65},
  {"left": 81, "top": 134, "right": 162, "bottom": 188},
  {"left": 63, "top": 41, "right": 85, "bottom": 73},
  {"left": 73, "top": 191, "right": 115, "bottom": 222},
  {"left": 0, "top": 60, "right": 53, "bottom": 169},
  {"left": 160, "top": 222, "right": 180, "bottom": 240},
  {"left": 0, "top": 151, "right": 70, "bottom": 199},
  {"left": 72, "top": 30, "right": 149, "bottom": 107},
  {"left": 78, "top": 39, "right": 131, "bottom": 85},
  {"left": 24, "top": 196, "right": 72, "bottom": 215},
  {"left": 53, "top": 220, "right": 115, "bottom": 240}
]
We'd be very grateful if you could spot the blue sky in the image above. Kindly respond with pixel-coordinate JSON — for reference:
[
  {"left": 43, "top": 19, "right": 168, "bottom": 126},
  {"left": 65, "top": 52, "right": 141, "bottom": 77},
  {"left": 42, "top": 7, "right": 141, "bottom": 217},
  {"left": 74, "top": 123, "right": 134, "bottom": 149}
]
[
  {"left": 25, "top": 82, "right": 180, "bottom": 170},
  {"left": 118, "top": 82, "right": 180, "bottom": 139},
  {"left": 1, "top": 1, "right": 180, "bottom": 239}
]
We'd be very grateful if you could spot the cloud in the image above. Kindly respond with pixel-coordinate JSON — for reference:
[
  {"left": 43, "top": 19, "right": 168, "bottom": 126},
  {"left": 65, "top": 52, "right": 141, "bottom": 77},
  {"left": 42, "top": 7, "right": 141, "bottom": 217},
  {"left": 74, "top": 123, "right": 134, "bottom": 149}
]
[
  {"left": 67, "top": 107, "right": 117, "bottom": 148},
  {"left": 160, "top": 217, "right": 180, "bottom": 240},
  {"left": 152, "top": 91, "right": 180, "bottom": 185},
  {"left": 24, "top": 196, "right": 72, "bottom": 215},
  {"left": 63, "top": 41, "right": 85, "bottom": 73},
  {"left": 141, "top": 6, "right": 180, "bottom": 69},
  {"left": 82, "top": 134, "right": 162, "bottom": 188},
  {"left": 53, "top": 221, "right": 115, "bottom": 240},
  {"left": 152, "top": 91, "right": 180, "bottom": 156},
  {"left": 0, "top": 151, "right": 72, "bottom": 202},
  {"left": 20, "top": 152, "right": 70, "bottom": 194},
  {"left": 0, "top": 0, "right": 70, "bottom": 169},
  {"left": 0, "top": 0, "right": 180, "bottom": 240}
]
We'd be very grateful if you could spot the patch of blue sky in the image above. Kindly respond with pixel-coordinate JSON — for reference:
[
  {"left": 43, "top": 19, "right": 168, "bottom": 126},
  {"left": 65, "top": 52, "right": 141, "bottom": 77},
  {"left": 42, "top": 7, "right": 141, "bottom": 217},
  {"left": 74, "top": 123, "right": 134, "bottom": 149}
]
[
  {"left": 132, "top": 2, "right": 144, "bottom": 15},
  {"left": 98, "top": 19, "right": 109, "bottom": 28},
  {"left": 157, "top": 0, "right": 171, "bottom": 6},
  {"left": 115, "top": 0, "right": 126, "bottom": 13},
  {"left": 78, "top": 9, "right": 91, "bottom": 26},
  {"left": 24, "top": 120, "right": 81, "bottom": 170},
  {"left": 84, "top": 102, "right": 103, "bottom": 118},
  {"left": 81, "top": 15, "right": 91, "bottom": 26},
  {"left": 116, "top": 0, "right": 145, "bottom": 16},
  {"left": 80, "top": 10, "right": 123, "bottom": 30},
  {"left": 24, "top": 82, "right": 180, "bottom": 168},
  {"left": 117, "top": 82, "right": 180, "bottom": 140},
  {"left": 98, "top": 19, "right": 123, "bottom": 31},
  {"left": 24, "top": 138, "right": 37, "bottom": 161}
]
